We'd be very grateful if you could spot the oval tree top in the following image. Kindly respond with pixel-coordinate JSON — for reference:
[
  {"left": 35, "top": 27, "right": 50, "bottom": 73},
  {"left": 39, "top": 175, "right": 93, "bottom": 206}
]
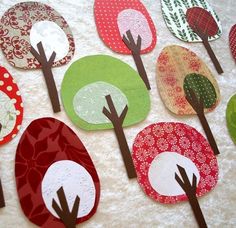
[
  {"left": 161, "top": 0, "right": 222, "bottom": 42},
  {"left": 156, "top": 45, "right": 220, "bottom": 115},
  {"left": 0, "top": 1, "right": 75, "bottom": 69},
  {"left": 61, "top": 55, "right": 150, "bottom": 130}
]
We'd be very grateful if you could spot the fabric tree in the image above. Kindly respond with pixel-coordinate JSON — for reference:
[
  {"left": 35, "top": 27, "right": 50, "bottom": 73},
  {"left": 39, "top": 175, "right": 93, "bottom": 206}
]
[
  {"left": 132, "top": 122, "right": 219, "bottom": 227},
  {"left": 0, "top": 66, "right": 23, "bottom": 208},
  {"left": 61, "top": 55, "right": 150, "bottom": 179},
  {"left": 186, "top": 7, "right": 223, "bottom": 74},
  {"left": 0, "top": 2, "right": 75, "bottom": 113},
  {"left": 156, "top": 45, "right": 220, "bottom": 155},
  {"left": 229, "top": 24, "right": 236, "bottom": 61},
  {"left": 94, "top": 0, "right": 157, "bottom": 90},
  {"left": 15, "top": 117, "right": 100, "bottom": 227},
  {"left": 161, "top": 0, "right": 223, "bottom": 74}
]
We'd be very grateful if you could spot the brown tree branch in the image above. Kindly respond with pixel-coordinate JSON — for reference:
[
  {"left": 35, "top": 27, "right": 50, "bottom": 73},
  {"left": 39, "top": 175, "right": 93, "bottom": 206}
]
[
  {"left": 30, "top": 41, "right": 61, "bottom": 113},
  {"left": 175, "top": 165, "right": 207, "bottom": 228},
  {"left": 103, "top": 95, "right": 137, "bottom": 179},
  {"left": 122, "top": 30, "right": 151, "bottom": 90},
  {"left": 52, "top": 186, "right": 80, "bottom": 228}
]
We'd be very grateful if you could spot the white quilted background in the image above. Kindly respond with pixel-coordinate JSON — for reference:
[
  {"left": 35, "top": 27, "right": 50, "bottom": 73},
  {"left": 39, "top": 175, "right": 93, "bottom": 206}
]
[{"left": 0, "top": 0, "right": 235, "bottom": 227}]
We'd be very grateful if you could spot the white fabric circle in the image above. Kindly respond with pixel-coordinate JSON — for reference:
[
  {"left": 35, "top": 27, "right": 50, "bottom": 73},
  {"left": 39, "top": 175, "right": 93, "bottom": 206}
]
[
  {"left": 30, "top": 21, "right": 69, "bottom": 62},
  {"left": 73, "top": 81, "right": 128, "bottom": 124},
  {"left": 148, "top": 152, "right": 200, "bottom": 196},
  {"left": 41, "top": 160, "right": 96, "bottom": 218}
]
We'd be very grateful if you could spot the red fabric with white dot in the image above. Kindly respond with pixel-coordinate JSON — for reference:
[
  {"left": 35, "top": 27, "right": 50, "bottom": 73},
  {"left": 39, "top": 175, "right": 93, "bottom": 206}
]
[
  {"left": 94, "top": 0, "right": 157, "bottom": 54},
  {"left": 0, "top": 66, "right": 23, "bottom": 145},
  {"left": 132, "top": 122, "right": 218, "bottom": 204}
]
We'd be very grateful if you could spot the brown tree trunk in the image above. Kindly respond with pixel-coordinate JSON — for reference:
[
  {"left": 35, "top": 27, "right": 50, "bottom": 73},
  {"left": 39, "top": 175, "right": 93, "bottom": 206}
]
[
  {"left": 31, "top": 42, "right": 61, "bottom": 113},
  {"left": 103, "top": 95, "right": 137, "bottom": 179}
]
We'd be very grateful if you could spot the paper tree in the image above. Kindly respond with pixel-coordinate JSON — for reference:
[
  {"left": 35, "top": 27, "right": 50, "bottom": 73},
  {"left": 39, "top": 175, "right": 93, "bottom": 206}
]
[
  {"left": 0, "top": 66, "right": 23, "bottom": 208},
  {"left": 186, "top": 7, "right": 223, "bottom": 74},
  {"left": 94, "top": 0, "right": 156, "bottom": 90},
  {"left": 156, "top": 45, "right": 220, "bottom": 155},
  {"left": 132, "top": 122, "right": 218, "bottom": 227},
  {"left": 15, "top": 117, "right": 100, "bottom": 227},
  {"left": 0, "top": 2, "right": 75, "bottom": 113},
  {"left": 161, "top": 0, "right": 223, "bottom": 74},
  {"left": 229, "top": 24, "right": 236, "bottom": 61},
  {"left": 61, "top": 55, "right": 150, "bottom": 179},
  {"left": 226, "top": 95, "right": 236, "bottom": 144}
]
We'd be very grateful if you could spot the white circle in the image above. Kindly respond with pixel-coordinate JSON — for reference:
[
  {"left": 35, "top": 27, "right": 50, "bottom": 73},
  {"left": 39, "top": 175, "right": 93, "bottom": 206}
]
[
  {"left": 148, "top": 152, "right": 200, "bottom": 196},
  {"left": 7, "top": 86, "right": 12, "bottom": 91},
  {"left": 3, "top": 73, "right": 9, "bottom": 78},
  {"left": 41, "top": 160, "right": 96, "bottom": 219},
  {"left": 30, "top": 21, "right": 69, "bottom": 62},
  {"left": 0, "top": 81, "right": 4, "bottom": 86}
]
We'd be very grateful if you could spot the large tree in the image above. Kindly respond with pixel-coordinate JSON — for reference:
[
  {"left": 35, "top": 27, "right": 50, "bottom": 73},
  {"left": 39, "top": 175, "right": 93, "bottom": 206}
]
[
  {"left": 61, "top": 55, "right": 150, "bottom": 179},
  {"left": 15, "top": 118, "right": 100, "bottom": 227}
]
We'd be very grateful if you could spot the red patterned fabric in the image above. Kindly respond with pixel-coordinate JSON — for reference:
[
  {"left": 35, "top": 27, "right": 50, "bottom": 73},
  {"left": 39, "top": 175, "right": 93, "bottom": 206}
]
[
  {"left": 94, "top": 0, "right": 156, "bottom": 54},
  {"left": 0, "top": 66, "right": 23, "bottom": 145},
  {"left": 186, "top": 7, "right": 218, "bottom": 37},
  {"left": 132, "top": 122, "right": 218, "bottom": 204},
  {"left": 15, "top": 118, "right": 100, "bottom": 227},
  {"left": 229, "top": 24, "right": 236, "bottom": 60}
]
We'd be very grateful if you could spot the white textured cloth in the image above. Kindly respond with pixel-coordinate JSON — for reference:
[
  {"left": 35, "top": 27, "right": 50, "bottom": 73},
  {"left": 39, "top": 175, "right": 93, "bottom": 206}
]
[{"left": 0, "top": 0, "right": 235, "bottom": 227}]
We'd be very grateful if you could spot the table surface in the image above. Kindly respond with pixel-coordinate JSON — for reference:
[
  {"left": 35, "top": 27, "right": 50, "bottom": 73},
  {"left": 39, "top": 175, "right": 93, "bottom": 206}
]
[{"left": 0, "top": 0, "right": 235, "bottom": 227}]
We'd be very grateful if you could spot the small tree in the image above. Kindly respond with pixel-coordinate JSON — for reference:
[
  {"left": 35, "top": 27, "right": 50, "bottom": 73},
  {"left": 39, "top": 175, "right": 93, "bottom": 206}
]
[
  {"left": 61, "top": 55, "right": 150, "bottom": 178},
  {"left": 161, "top": 0, "right": 223, "bottom": 74},
  {"left": 186, "top": 7, "right": 223, "bottom": 74},
  {"left": 0, "top": 66, "right": 23, "bottom": 208},
  {"left": 0, "top": 2, "right": 75, "bottom": 112},
  {"left": 94, "top": 0, "right": 157, "bottom": 90},
  {"left": 15, "top": 117, "right": 100, "bottom": 227},
  {"left": 132, "top": 122, "right": 218, "bottom": 227}
]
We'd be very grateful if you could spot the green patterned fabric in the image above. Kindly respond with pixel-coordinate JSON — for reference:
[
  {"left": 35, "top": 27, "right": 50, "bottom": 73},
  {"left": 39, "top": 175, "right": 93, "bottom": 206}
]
[
  {"left": 161, "top": 0, "right": 222, "bottom": 42},
  {"left": 61, "top": 55, "right": 150, "bottom": 131},
  {"left": 184, "top": 73, "right": 217, "bottom": 108},
  {"left": 226, "top": 94, "right": 236, "bottom": 144}
]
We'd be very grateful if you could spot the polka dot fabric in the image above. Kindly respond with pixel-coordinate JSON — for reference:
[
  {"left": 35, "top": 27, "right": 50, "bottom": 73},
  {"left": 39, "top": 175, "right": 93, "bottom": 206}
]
[
  {"left": 132, "top": 122, "right": 218, "bottom": 204},
  {"left": 184, "top": 73, "right": 217, "bottom": 109},
  {"left": 94, "top": 0, "right": 157, "bottom": 54},
  {"left": 0, "top": 66, "right": 23, "bottom": 145}
]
